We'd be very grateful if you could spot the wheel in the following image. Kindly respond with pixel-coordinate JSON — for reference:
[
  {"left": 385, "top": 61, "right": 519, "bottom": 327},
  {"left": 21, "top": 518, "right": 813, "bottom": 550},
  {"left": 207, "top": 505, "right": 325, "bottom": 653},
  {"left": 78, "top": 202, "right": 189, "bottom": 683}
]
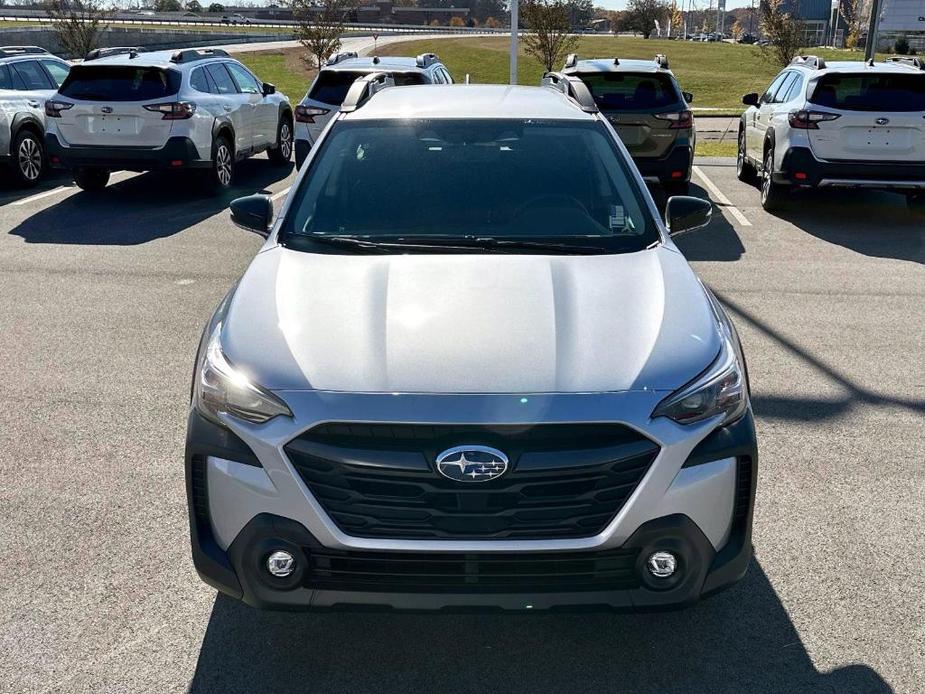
[
  {"left": 10, "top": 129, "right": 45, "bottom": 187},
  {"left": 73, "top": 167, "right": 110, "bottom": 192},
  {"left": 760, "top": 144, "right": 786, "bottom": 212},
  {"left": 268, "top": 117, "right": 293, "bottom": 165},
  {"left": 664, "top": 181, "right": 690, "bottom": 197},
  {"left": 736, "top": 129, "right": 756, "bottom": 183},
  {"left": 207, "top": 136, "right": 234, "bottom": 191}
]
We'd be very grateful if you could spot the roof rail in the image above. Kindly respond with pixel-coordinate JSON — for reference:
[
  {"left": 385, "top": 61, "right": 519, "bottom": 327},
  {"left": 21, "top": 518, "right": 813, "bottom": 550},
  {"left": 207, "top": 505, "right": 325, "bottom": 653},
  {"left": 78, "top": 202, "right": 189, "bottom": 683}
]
[
  {"left": 654, "top": 53, "right": 669, "bottom": 69},
  {"left": 85, "top": 46, "right": 143, "bottom": 61},
  {"left": 564, "top": 53, "right": 578, "bottom": 69},
  {"left": 0, "top": 46, "right": 49, "bottom": 58},
  {"left": 886, "top": 56, "right": 924, "bottom": 70},
  {"left": 170, "top": 48, "right": 229, "bottom": 63},
  {"left": 415, "top": 52, "right": 439, "bottom": 68},
  {"left": 340, "top": 71, "right": 395, "bottom": 113},
  {"left": 541, "top": 72, "right": 598, "bottom": 113},
  {"left": 325, "top": 51, "right": 358, "bottom": 66},
  {"left": 790, "top": 54, "right": 826, "bottom": 70}
]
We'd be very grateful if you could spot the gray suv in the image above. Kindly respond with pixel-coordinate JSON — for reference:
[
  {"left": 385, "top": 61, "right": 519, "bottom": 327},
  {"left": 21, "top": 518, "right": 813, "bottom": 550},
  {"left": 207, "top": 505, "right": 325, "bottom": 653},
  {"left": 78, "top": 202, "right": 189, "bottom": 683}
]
[
  {"left": 186, "top": 75, "right": 757, "bottom": 611},
  {"left": 294, "top": 52, "right": 452, "bottom": 168},
  {"left": 0, "top": 46, "right": 70, "bottom": 186},
  {"left": 562, "top": 54, "right": 696, "bottom": 195}
]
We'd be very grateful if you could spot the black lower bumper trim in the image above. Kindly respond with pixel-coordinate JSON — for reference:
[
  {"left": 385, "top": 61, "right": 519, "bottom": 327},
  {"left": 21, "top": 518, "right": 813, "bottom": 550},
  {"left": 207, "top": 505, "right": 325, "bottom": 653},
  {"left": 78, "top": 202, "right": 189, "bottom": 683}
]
[
  {"left": 633, "top": 143, "right": 693, "bottom": 184},
  {"left": 46, "top": 134, "right": 211, "bottom": 172},
  {"left": 776, "top": 147, "right": 925, "bottom": 188},
  {"left": 294, "top": 140, "right": 310, "bottom": 170}
]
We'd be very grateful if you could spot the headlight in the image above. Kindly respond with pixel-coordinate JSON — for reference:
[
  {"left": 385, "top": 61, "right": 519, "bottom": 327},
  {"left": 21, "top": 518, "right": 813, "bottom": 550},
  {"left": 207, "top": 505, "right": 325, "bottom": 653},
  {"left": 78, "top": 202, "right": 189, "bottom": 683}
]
[
  {"left": 193, "top": 325, "right": 292, "bottom": 425},
  {"left": 652, "top": 338, "right": 747, "bottom": 425}
]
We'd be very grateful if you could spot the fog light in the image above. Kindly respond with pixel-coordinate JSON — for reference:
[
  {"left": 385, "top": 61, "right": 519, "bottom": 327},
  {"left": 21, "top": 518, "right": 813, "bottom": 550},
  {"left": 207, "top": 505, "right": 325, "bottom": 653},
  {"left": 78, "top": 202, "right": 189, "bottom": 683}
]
[
  {"left": 646, "top": 551, "right": 678, "bottom": 578},
  {"left": 266, "top": 550, "right": 295, "bottom": 577}
]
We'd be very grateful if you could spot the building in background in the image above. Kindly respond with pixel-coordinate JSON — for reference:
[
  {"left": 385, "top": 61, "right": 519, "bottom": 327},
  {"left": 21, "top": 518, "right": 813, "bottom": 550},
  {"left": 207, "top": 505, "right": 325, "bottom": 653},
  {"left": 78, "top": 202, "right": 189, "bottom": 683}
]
[{"left": 872, "top": 0, "right": 925, "bottom": 51}]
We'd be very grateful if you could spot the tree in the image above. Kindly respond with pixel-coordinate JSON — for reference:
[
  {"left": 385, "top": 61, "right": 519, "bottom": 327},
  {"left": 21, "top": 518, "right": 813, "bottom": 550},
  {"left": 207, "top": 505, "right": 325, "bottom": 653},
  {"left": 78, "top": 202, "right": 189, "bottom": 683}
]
[
  {"left": 450, "top": 15, "right": 466, "bottom": 26},
  {"left": 564, "top": 0, "right": 593, "bottom": 29},
  {"left": 46, "top": 0, "right": 110, "bottom": 58},
  {"left": 484, "top": 15, "right": 501, "bottom": 27},
  {"left": 186, "top": 0, "right": 202, "bottom": 11},
  {"left": 521, "top": 0, "right": 579, "bottom": 72},
  {"left": 838, "top": 0, "right": 866, "bottom": 49},
  {"left": 759, "top": 0, "right": 804, "bottom": 66},
  {"left": 288, "top": 0, "right": 358, "bottom": 69},
  {"left": 207, "top": 2, "right": 225, "bottom": 11},
  {"left": 154, "top": 0, "right": 183, "bottom": 11},
  {"left": 730, "top": 17, "right": 745, "bottom": 40},
  {"left": 667, "top": 1, "right": 682, "bottom": 37},
  {"left": 625, "top": 0, "right": 668, "bottom": 39}
]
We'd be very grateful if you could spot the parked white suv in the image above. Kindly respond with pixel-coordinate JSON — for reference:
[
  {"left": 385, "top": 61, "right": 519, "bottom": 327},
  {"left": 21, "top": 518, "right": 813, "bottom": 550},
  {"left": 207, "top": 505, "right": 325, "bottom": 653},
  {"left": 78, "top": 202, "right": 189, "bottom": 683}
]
[
  {"left": 294, "top": 52, "right": 452, "bottom": 168},
  {"left": 44, "top": 48, "right": 293, "bottom": 192},
  {"left": 0, "top": 46, "right": 70, "bottom": 186},
  {"left": 738, "top": 55, "right": 925, "bottom": 211}
]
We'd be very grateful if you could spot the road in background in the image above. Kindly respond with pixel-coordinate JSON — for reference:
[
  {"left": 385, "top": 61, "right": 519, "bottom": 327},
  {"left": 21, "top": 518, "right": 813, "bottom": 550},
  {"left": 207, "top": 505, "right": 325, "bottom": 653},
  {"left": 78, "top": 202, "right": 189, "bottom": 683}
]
[{"left": 0, "top": 157, "right": 922, "bottom": 693}]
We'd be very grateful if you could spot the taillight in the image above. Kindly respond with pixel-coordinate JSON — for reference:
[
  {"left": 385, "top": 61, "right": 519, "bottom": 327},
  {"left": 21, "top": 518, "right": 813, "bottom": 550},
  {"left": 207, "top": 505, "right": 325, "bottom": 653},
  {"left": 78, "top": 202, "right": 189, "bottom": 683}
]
[
  {"left": 788, "top": 110, "right": 840, "bottom": 129},
  {"left": 295, "top": 105, "right": 330, "bottom": 123},
  {"left": 654, "top": 109, "right": 694, "bottom": 129},
  {"left": 44, "top": 100, "right": 73, "bottom": 118},
  {"left": 143, "top": 102, "right": 197, "bottom": 120}
]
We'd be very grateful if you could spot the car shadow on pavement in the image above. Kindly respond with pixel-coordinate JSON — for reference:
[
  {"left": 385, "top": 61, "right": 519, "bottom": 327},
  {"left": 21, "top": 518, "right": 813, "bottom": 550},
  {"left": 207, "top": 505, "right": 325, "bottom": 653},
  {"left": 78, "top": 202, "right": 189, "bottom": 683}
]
[
  {"left": 7, "top": 158, "right": 293, "bottom": 246},
  {"left": 187, "top": 560, "right": 891, "bottom": 694},
  {"left": 775, "top": 189, "right": 923, "bottom": 265},
  {"left": 0, "top": 170, "right": 72, "bottom": 207},
  {"left": 650, "top": 183, "right": 747, "bottom": 262}
]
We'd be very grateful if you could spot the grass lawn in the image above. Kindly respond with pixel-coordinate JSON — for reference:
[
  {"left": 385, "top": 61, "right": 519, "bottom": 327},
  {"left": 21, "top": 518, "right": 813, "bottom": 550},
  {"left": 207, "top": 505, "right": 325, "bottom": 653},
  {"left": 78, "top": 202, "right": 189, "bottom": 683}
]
[
  {"left": 695, "top": 140, "right": 737, "bottom": 157},
  {"left": 238, "top": 48, "right": 316, "bottom": 101},
  {"left": 376, "top": 36, "right": 875, "bottom": 112}
]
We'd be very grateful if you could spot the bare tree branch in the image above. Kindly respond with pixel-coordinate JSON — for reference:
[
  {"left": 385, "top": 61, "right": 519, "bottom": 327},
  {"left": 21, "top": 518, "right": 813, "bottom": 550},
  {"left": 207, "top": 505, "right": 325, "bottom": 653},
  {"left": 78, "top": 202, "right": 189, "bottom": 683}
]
[
  {"left": 521, "top": 0, "right": 579, "bottom": 73},
  {"left": 287, "top": 0, "right": 359, "bottom": 70},
  {"left": 46, "top": 0, "right": 111, "bottom": 59}
]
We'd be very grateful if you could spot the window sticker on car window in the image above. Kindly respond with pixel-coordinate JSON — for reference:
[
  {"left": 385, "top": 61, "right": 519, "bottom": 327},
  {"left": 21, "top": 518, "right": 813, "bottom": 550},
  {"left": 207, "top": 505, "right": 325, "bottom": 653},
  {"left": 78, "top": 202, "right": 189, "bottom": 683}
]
[{"left": 609, "top": 205, "right": 625, "bottom": 231}]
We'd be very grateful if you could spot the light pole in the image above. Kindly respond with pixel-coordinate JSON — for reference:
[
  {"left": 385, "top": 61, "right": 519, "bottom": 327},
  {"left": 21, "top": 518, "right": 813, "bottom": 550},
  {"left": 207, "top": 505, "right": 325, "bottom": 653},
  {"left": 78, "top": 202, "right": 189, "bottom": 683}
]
[
  {"left": 510, "top": 0, "right": 519, "bottom": 84},
  {"left": 864, "top": 0, "right": 882, "bottom": 61}
]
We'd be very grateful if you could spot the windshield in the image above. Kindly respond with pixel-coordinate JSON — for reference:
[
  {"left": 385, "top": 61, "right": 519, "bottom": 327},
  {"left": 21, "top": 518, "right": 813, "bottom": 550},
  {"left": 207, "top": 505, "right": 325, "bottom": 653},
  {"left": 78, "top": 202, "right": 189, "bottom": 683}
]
[
  {"left": 307, "top": 70, "right": 427, "bottom": 106},
  {"left": 281, "top": 118, "right": 657, "bottom": 255},
  {"left": 59, "top": 65, "right": 182, "bottom": 101},
  {"left": 809, "top": 73, "right": 925, "bottom": 112},
  {"left": 574, "top": 72, "right": 681, "bottom": 110}
]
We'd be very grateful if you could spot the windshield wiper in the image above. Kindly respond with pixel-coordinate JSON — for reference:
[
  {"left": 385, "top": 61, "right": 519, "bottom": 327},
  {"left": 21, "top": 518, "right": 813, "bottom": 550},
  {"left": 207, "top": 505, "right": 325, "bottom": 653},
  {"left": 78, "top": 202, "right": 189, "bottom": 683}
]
[{"left": 302, "top": 235, "right": 608, "bottom": 255}]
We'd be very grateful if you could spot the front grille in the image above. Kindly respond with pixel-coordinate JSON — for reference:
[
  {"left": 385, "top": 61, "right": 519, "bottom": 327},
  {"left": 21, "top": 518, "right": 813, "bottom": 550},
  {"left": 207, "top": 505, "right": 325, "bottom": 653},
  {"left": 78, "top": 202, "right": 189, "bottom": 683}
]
[
  {"left": 305, "top": 547, "right": 641, "bottom": 593},
  {"left": 284, "top": 423, "right": 659, "bottom": 540}
]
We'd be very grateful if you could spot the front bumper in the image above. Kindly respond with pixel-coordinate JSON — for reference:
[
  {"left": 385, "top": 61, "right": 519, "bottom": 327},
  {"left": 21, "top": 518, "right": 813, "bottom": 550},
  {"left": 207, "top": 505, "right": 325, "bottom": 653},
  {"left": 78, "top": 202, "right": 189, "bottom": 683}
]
[
  {"left": 45, "top": 134, "right": 212, "bottom": 172},
  {"left": 776, "top": 147, "right": 925, "bottom": 190},
  {"left": 185, "top": 399, "right": 758, "bottom": 611}
]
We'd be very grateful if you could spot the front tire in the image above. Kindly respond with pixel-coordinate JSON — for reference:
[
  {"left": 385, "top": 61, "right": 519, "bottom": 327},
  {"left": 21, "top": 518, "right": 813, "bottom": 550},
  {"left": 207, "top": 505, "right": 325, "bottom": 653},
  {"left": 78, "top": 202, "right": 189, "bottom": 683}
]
[
  {"left": 73, "top": 167, "right": 110, "bottom": 192},
  {"left": 207, "top": 136, "right": 234, "bottom": 191},
  {"left": 10, "top": 129, "right": 45, "bottom": 187},
  {"left": 268, "top": 117, "right": 293, "bottom": 165},
  {"left": 736, "top": 129, "right": 756, "bottom": 183},
  {"left": 760, "top": 144, "right": 786, "bottom": 212}
]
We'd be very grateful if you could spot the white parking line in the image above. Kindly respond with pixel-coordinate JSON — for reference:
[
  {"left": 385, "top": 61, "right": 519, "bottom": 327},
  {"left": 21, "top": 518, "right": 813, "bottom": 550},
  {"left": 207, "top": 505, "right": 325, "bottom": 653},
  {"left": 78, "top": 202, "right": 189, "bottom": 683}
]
[
  {"left": 270, "top": 186, "right": 291, "bottom": 201},
  {"left": 11, "top": 186, "right": 72, "bottom": 207},
  {"left": 692, "top": 165, "right": 752, "bottom": 227}
]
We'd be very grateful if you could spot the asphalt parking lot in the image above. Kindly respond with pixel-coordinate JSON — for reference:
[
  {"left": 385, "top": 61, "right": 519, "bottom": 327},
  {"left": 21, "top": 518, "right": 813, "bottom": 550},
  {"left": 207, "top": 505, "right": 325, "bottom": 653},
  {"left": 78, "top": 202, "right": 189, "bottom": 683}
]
[{"left": 0, "top": 156, "right": 922, "bottom": 694}]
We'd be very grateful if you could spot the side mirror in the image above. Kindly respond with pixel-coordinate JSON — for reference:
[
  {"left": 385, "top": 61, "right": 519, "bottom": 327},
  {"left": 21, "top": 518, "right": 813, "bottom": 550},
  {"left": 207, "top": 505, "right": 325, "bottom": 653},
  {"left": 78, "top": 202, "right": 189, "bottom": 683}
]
[
  {"left": 230, "top": 194, "right": 273, "bottom": 237},
  {"left": 262, "top": 82, "right": 276, "bottom": 96},
  {"left": 742, "top": 92, "right": 759, "bottom": 106},
  {"left": 682, "top": 91, "right": 694, "bottom": 103},
  {"left": 665, "top": 195, "right": 712, "bottom": 237}
]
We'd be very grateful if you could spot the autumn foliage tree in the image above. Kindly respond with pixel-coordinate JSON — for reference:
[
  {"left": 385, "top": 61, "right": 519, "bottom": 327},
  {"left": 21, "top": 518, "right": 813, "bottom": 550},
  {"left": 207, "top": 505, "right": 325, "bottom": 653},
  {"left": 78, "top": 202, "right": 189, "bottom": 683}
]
[{"left": 521, "top": 0, "right": 579, "bottom": 72}]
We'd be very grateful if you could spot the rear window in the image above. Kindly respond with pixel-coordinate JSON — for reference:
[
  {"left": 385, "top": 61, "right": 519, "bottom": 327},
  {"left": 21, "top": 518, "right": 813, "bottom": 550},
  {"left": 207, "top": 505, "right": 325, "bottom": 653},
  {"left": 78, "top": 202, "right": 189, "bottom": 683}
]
[
  {"left": 809, "top": 73, "right": 925, "bottom": 112},
  {"left": 59, "top": 65, "right": 181, "bottom": 102},
  {"left": 575, "top": 72, "right": 681, "bottom": 110},
  {"left": 308, "top": 70, "right": 427, "bottom": 106}
]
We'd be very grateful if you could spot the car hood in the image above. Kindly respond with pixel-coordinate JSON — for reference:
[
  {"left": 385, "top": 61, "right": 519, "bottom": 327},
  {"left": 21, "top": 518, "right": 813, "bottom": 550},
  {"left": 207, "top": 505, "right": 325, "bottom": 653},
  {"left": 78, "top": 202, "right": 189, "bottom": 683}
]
[{"left": 221, "top": 245, "right": 721, "bottom": 394}]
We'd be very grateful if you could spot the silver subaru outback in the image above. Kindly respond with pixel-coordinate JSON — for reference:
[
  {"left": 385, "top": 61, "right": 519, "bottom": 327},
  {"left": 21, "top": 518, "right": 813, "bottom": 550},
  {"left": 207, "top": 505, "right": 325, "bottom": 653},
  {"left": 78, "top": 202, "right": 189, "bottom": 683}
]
[{"left": 186, "top": 75, "right": 757, "bottom": 611}]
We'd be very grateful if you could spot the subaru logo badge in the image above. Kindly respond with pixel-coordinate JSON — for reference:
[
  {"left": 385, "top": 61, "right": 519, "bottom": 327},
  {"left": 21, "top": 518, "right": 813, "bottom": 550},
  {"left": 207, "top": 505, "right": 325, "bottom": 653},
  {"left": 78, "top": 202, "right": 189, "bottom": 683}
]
[
  {"left": 101, "top": 106, "right": 113, "bottom": 114},
  {"left": 435, "top": 446, "right": 509, "bottom": 483},
  {"left": 876, "top": 117, "right": 889, "bottom": 125}
]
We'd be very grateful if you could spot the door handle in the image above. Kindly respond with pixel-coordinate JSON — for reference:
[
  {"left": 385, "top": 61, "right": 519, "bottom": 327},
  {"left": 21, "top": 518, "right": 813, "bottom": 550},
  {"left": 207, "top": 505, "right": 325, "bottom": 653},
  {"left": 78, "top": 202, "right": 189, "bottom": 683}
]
[
  {"left": 223, "top": 105, "right": 233, "bottom": 112},
  {"left": 28, "top": 100, "right": 40, "bottom": 108}
]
